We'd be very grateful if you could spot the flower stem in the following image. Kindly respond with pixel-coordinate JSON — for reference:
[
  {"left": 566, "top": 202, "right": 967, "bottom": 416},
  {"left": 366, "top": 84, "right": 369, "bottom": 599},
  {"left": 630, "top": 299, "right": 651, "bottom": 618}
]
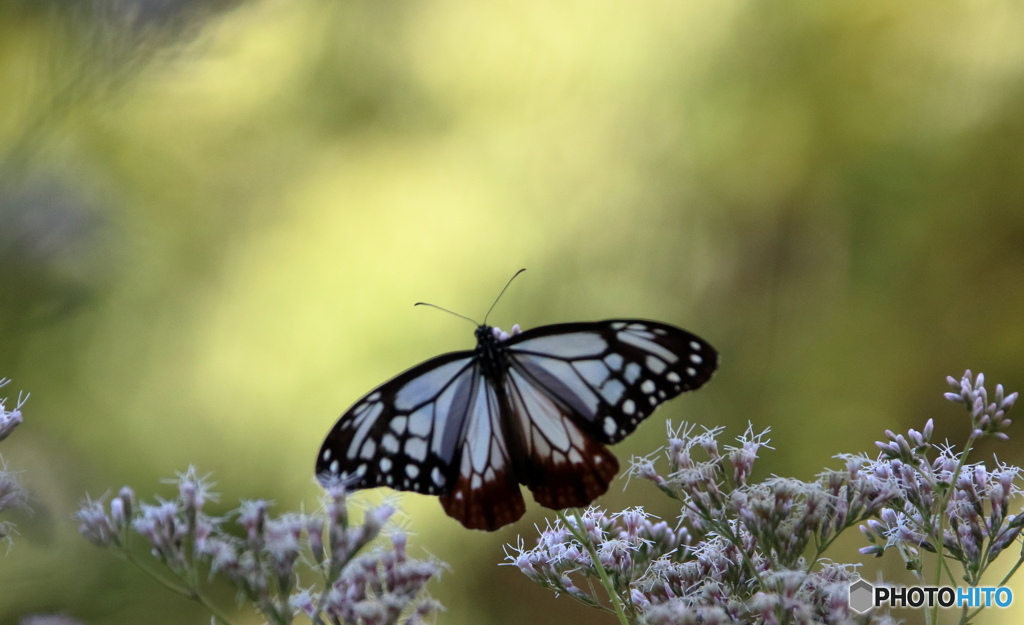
[
  {"left": 559, "top": 509, "right": 631, "bottom": 625},
  {"left": 122, "top": 550, "right": 237, "bottom": 625},
  {"left": 928, "top": 431, "right": 978, "bottom": 625}
]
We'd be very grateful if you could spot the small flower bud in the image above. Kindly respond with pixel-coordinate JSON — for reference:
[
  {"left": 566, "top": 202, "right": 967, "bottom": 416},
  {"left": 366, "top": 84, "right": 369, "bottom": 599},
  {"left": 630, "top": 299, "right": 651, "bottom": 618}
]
[
  {"left": 1003, "top": 392, "right": 1018, "bottom": 410},
  {"left": 118, "top": 487, "right": 135, "bottom": 521},
  {"left": 110, "top": 498, "right": 125, "bottom": 527}
]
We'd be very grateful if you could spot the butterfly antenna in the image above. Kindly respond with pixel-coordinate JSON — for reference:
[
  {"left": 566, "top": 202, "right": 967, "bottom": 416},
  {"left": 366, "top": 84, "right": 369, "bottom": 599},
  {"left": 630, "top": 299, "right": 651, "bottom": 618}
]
[
  {"left": 414, "top": 302, "right": 479, "bottom": 326},
  {"left": 483, "top": 268, "right": 526, "bottom": 325}
]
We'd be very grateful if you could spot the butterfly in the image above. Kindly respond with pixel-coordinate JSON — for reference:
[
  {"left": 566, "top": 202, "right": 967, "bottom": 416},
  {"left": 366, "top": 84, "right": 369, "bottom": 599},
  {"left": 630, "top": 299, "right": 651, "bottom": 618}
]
[{"left": 315, "top": 276, "right": 718, "bottom": 531}]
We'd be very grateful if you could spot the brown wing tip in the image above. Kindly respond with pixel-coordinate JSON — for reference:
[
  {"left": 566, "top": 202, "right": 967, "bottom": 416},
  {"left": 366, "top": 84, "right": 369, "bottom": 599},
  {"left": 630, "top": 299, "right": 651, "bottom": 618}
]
[
  {"left": 440, "top": 488, "right": 525, "bottom": 531},
  {"left": 528, "top": 444, "right": 619, "bottom": 510},
  {"left": 440, "top": 473, "right": 527, "bottom": 531}
]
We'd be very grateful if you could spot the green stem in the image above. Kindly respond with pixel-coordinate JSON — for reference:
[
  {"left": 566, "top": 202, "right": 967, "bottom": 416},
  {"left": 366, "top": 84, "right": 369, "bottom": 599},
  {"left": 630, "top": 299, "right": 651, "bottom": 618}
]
[
  {"left": 928, "top": 431, "right": 978, "bottom": 625},
  {"left": 958, "top": 553, "right": 1024, "bottom": 623},
  {"left": 559, "top": 509, "right": 631, "bottom": 625},
  {"left": 122, "top": 550, "right": 237, "bottom": 625},
  {"left": 997, "top": 553, "right": 1024, "bottom": 588}
]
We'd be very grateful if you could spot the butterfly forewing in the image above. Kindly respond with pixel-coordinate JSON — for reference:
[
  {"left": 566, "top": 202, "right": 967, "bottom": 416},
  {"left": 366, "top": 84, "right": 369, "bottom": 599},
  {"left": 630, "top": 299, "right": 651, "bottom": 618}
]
[
  {"left": 505, "top": 319, "right": 718, "bottom": 444},
  {"left": 316, "top": 352, "right": 477, "bottom": 494}
]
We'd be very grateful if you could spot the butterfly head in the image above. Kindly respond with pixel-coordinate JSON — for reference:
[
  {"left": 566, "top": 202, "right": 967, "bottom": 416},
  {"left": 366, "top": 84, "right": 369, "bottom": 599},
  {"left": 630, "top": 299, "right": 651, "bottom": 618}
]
[
  {"left": 473, "top": 323, "right": 521, "bottom": 380},
  {"left": 473, "top": 323, "right": 521, "bottom": 344}
]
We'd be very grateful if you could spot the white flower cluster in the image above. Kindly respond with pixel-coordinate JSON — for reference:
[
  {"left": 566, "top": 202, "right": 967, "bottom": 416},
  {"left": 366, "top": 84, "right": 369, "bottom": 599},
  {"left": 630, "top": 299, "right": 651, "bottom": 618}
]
[
  {"left": 509, "top": 372, "right": 1024, "bottom": 625},
  {"left": 78, "top": 468, "right": 442, "bottom": 625}
]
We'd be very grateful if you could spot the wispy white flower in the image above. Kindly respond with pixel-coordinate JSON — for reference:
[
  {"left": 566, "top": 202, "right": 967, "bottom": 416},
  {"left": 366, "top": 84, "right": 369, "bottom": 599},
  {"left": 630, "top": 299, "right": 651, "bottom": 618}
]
[{"left": 510, "top": 372, "right": 1023, "bottom": 625}]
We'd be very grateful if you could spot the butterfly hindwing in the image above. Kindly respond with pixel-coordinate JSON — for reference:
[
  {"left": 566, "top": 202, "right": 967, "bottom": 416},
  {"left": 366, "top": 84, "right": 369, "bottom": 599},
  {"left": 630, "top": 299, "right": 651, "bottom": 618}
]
[
  {"left": 505, "top": 319, "right": 718, "bottom": 444},
  {"left": 438, "top": 376, "right": 526, "bottom": 530},
  {"left": 504, "top": 365, "right": 619, "bottom": 509}
]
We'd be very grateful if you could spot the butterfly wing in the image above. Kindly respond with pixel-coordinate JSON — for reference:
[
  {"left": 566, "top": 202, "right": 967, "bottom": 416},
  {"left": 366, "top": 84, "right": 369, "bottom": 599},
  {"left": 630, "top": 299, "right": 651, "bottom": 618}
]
[
  {"left": 316, "top": 318, "right": 717, "bottom": 531},
  {"left": 502, "top": 319, "right": 717, "bottom": 509},
  {"left": 316, "top": 351, "right": 479, "bottom": 494},
  {"left": 437, "top": 375, "right": 526, "bottom": 530},
  {"left": 316, "top": 350, "right": 526, "bottom": 530},
  {"left": 506, "top": 319, "right": 718, "bottom": 444},
  {"left": 503, "top": 365, "right": 620, "bottom": 509}
]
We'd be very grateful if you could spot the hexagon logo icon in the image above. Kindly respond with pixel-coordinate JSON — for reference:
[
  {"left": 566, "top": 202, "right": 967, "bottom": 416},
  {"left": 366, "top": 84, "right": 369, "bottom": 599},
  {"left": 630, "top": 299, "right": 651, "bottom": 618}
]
[{"left": 849, "top": 579, "right": 874, "bottom": 613}]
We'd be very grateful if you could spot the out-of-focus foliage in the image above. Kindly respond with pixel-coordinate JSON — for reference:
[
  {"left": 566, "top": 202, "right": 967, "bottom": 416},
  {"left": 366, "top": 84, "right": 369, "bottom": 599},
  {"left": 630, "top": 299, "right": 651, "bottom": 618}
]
[{"left": 1, "top": 1, "right": 1024, "bottom": 623}]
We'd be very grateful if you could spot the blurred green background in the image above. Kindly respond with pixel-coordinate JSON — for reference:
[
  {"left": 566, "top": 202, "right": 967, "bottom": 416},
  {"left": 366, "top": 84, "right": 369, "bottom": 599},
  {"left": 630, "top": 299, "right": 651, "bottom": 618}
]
[{"left": 2, "top": 1, "right": 1024, "bottom": 623}]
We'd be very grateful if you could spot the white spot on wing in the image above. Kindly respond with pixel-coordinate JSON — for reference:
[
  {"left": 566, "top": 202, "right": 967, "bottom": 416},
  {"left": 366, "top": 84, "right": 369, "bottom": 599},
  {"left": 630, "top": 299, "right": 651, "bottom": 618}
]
[
  {"left": 603, "top": 416, "right": 616, "bottom": 436},
  {"left": 623, "top": 399, "right": 635, "bottom": 415},
  {"left": 404, "top": 437, "right": 427, "bottom": 462},
  {"left": 690, "top": 354, "right": 703, "bottom": 365},
  {"left": 432, "top": 467, "right": 445, "bottom": 487},
  {"left": 625, "top": 362, "right": 642, "bottom": 383},
  {"left": 408, "top": 405, "right": 431, "bottom": 437},
  {"left": 641, "top": 380, "right": 656, "bottom": 394},
  {"left": 390, "top": 416, "right": 407, "bottom": 434},
  {"left": 405, "top": 464, "right": 419, "bottom": 479},
  {"left": 667, "top": 371, "right": 681, "bottom": 383},
  {"left": 646, "top": 355, "right": 666, "bottom": 374},
  {"left": 604, "top": 353, "right": 624, "bottom": 371},
  {"left": 382, "top": 434, "right": 399, "bottom": 454},
  {"left": 379, "top": 457, "right": 392, "bottom": 472},
  {"left": 360, "top": 440, "right": 375, "bottom": 460},
  {"left": 600, "top": 379, "right": 626, "bottom": 404}
]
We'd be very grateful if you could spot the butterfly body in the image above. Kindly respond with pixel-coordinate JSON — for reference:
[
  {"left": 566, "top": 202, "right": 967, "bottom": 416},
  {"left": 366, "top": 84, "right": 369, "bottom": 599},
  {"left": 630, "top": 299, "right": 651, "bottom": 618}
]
[
  {"left": 317, "top": 319, "right": 717, "bottom": 530},
  {"left": 473, "top": 325, "right": 512, "bottom": 381}
]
